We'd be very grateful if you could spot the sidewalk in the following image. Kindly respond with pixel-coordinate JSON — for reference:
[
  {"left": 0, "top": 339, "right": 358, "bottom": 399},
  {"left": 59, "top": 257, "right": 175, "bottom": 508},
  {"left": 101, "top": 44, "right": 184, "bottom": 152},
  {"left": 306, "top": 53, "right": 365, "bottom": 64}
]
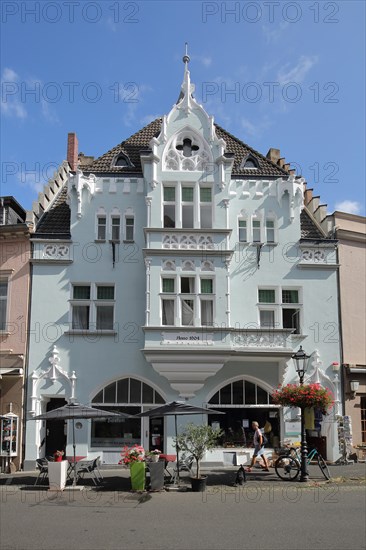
[{"left": 1, "top": 462, "right": 365, "bottom": 491}]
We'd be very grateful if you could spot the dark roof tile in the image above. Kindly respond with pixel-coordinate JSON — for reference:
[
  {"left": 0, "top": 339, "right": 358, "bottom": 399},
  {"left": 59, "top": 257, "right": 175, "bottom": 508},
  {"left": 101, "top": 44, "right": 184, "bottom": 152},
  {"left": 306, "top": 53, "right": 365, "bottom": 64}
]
[
  {"left": 34, "top": 187, "right": 71, "bottom": 238},
  {"left": 80, "top": 118, "right": 288, "bottom": 177}
]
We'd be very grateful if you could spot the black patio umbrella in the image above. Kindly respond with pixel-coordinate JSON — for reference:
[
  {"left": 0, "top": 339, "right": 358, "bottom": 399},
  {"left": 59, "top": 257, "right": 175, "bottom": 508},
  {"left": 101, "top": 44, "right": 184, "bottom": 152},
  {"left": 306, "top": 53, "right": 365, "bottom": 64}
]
[
  {"left": 135, "top": 401, "right": 224, "bottom": 484},
  {"left": 34, "top": 402, "right": 131, "bottom": 486}
]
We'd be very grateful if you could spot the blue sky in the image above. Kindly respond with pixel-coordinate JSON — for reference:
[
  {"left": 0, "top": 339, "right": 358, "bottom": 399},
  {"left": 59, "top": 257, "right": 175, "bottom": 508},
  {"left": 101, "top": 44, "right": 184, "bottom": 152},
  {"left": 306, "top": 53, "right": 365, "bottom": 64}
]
[{"left": 1, "top": 0, "right": 365, "bottom": 215}]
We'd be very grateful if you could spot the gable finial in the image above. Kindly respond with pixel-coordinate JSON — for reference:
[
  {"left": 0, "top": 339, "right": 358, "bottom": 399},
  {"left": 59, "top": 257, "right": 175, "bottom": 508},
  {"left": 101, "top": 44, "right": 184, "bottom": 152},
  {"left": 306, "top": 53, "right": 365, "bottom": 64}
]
[{"left": 183, "top": 42, "right": 190, "bottom": 66}]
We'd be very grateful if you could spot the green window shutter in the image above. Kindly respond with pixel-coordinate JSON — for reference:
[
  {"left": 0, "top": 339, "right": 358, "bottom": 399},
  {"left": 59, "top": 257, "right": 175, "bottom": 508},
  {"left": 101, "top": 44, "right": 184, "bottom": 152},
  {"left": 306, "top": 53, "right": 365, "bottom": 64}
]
[
  {"left": 73, "top": 285, "right": 91, "bottom": 299},
  {"left": 162, "top": 279, "right": 175, "bottom": 293},
  {"left": 201, "top": 279, "right": 213, "bottom": 294},
  {"left": 182, "top": 187, "right": 194, "bottom": 201},
  {"left": 164, "top": 187, "right": 175, "bottom": 201},
  {"left": 97, "top": 286, "right": 115, "bottom": 300},
  {"left": 258, "top": 289, "right": 275, "bottom": 303},
  {"left": 200, "top": 188, "right": 212, "bottom": 202}
]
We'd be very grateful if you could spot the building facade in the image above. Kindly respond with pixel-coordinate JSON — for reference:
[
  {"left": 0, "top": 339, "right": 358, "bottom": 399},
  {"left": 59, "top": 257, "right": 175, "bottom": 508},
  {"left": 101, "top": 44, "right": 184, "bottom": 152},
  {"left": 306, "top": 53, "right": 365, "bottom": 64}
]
[
  {"left": 332, "top": 212, "right": 366, "bottom": 450},
  {"left": 0, "top": 197, "right": 32, "bottom": 471},
  {"left": 24, "top": 60, "right": 342, "bottom": 469}
]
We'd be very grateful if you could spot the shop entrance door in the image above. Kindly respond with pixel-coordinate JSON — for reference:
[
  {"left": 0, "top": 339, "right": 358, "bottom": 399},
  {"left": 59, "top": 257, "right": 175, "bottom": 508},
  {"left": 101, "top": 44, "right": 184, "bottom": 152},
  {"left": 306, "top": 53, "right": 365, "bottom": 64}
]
[
  {"left": 149, "top": 417, "right": 164, "bottom": 452},
  {"left": 45, "top": 398, "right": 67, "bottom": 457}
]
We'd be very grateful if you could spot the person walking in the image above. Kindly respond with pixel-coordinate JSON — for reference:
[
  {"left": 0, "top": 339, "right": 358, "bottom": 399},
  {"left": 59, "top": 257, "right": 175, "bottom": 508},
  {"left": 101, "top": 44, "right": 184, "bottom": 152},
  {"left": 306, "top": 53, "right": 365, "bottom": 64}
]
[{"left": 246, "top": 421, "right": 270, "bottom": 472}]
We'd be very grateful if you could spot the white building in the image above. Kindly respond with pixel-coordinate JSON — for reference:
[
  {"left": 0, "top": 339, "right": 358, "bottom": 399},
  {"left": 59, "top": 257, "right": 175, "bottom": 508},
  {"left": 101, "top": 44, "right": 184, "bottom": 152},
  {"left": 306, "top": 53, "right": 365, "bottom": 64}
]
[{"left": 24, "top": 56, "right": 341, "bottom": 469}]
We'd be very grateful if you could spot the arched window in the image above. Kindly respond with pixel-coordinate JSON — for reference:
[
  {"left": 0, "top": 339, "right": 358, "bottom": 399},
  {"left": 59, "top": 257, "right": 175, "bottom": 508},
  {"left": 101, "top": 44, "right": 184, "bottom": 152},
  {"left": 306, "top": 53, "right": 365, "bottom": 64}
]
[
  {"left": 209, "top": 380, "right": 273, "bottom": 406},
  {"left": 90, "top": 378, "right": 165, "bottom": 448},
  {"left": 242, "top": 155, "right": 259, "bottom": 169},
  {"left": 207, "top": 379, "right": 280, "bottom": 448}
]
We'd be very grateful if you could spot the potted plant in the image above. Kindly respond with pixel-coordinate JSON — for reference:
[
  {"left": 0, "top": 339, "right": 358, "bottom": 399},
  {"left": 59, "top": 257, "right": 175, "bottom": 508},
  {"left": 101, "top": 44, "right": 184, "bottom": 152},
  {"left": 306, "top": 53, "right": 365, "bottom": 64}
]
[
  {"left": 175, "top": 423, "right": 223, "bottom": 492},
  {"left": 119, "top": 445, "right": 146, "bottom": 491},
  {"left": 272, "top": 383, "right": 334, "bottom": 415},
  {"left": 146, "top": 449, "right": 162, "bottom": 462}
]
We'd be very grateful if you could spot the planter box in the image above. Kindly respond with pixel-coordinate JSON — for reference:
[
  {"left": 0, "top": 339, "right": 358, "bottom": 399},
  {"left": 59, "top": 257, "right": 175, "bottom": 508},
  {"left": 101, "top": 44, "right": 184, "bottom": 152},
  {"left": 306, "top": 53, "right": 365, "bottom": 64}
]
[
  {"left": 130, "top": 462, "right": 145, "bottom": 491},
  {"left": 48, "top": 460, "right": 68, "bottom": 491},
  {"left": 148, "top": 461, "right": 164, "bottom": 491}
]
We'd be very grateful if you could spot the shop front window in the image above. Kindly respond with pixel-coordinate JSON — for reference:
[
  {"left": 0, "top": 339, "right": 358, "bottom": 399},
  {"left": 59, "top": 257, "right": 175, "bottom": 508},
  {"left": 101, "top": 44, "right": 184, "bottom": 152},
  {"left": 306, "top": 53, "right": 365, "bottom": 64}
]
[
  {"left": 91, "top": 378, "right": 165, "bottom": 448},
  {"left": 208, "top": 379, "right": 280, "bottom": 448}
]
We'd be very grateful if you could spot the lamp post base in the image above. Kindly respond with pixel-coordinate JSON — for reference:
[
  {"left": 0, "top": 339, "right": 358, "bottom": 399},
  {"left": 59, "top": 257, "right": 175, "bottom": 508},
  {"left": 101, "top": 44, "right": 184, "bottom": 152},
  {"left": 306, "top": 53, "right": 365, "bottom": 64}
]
[{"left": 300, "top": 405, "right": 309, "bottom": 482}]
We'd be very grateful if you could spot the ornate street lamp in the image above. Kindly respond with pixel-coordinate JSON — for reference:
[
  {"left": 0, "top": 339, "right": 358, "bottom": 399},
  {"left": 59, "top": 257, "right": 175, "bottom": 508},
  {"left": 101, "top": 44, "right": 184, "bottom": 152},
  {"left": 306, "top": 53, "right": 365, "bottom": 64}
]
[{"left": 292, "top": 346, "right": 310, "bottom": 482}]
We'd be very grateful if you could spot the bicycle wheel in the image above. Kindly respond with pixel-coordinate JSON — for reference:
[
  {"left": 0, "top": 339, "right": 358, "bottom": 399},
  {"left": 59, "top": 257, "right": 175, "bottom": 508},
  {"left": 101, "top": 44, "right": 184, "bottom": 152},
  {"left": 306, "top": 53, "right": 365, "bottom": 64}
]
[
  {"left": 275, "top": 456, "right": 300, "bottom": 480},
  {"left": 317, "top": 454, "right": 331, "bottom": 480}
]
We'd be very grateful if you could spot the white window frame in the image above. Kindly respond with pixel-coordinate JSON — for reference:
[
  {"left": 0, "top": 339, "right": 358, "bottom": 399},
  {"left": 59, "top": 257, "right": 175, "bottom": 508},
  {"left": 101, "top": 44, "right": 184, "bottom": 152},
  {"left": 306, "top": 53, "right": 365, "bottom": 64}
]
[
  {"left": 0, "top": 274, "right": 10, "bottom": 332},
  {"left": 265, "top": 218, "right": 276, "bottom": 244},
  {"left": 70, "top": 283, "right": 116, "bottom": 332},
  {"left": 162, "top": 183, "right": 213, "bottom": 229},
  {"left": 111, "top": 216, "right": 121, "bottom": 241},
  {"left": 163, "top": 185, "right": 176, "bottom": 228},
  {"left": 160, "top": 273, "right": 215, "bottom": 327},
  {"left": 97, "top": 216, "right": 107, "bottom": 241},
  {"left": 252, "top": 218, "right": 262, "bottom": 243},
  {"left": 238, "top": 218, "right": 248, "bottom": 243},
  {"left": 257, "top": 286, "right": 302, "bottom": 333},
  {"left": 199, "top": 186, "right": 213, "bottom": 229},
  {"left": 124, "top": 215, "right": 135, "bottom": 242}
]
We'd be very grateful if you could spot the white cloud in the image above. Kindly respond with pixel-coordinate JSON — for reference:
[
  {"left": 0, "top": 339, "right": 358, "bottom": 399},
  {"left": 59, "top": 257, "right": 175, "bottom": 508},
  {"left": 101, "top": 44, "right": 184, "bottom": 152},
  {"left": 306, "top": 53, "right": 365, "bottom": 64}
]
[
  {"left": 2, "top": 68, "right": 19, "bottom": 82},
  {"left": 17, "top": 171, "right": 44, "bottom": 193},
  {"left": 1, "top": 67, "right": 27, "bottom": 119},
  {"left": 192, "top": 55, "right": 212, "bottom": 67},
  {"left": 277, "top": 55, "right": 318, "bottom": 84},
  {"left": 262, "top": 21, "right": 289, "bottom": 44},
  {"left": 120, "top": 84, "right": 153, "bottom": 127},
  {"left": 240, "top": 116, "right": 272, "bottom": 139},
  {"left": 334, "top": 200, "right": 362, "bottom": 215}
]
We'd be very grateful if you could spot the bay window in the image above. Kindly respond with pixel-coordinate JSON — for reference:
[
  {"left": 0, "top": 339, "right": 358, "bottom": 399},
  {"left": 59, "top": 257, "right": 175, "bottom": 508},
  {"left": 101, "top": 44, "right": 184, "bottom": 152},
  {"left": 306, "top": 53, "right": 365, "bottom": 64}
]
[{"left": 160, "top": 274, "right": 215, "bottom": 326}]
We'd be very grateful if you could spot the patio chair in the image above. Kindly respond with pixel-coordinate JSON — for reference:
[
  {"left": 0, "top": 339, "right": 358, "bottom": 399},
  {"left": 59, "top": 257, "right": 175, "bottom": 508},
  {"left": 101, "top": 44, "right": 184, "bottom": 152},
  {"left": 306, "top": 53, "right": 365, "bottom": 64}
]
[
  {"left": 172, "top": 455, "right": 194, "bottom": 484},
  {"left": 75, "top": 457, "right": 102, "bottom": 486},
  {"left": 34, "top": 458, "right": 48, "bottom": 486}
]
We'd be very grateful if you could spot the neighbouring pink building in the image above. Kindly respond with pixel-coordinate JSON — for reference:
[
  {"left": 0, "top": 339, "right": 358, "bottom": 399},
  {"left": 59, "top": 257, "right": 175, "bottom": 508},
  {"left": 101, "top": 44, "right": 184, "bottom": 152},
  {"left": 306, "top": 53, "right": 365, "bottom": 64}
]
[
  {"left": 0, "top": 197, "right": 32, "bottom": 471},
  {"left": 332, "top": 212, "right": 366, "bottom": 450}
]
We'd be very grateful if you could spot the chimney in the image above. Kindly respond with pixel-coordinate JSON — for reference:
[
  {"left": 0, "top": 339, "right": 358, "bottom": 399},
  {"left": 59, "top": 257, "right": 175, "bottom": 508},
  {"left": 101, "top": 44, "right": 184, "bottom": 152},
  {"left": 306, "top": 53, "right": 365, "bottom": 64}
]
[
  {"left": 266, "top": 148, "right": 281, "bottom": 165},
  {"left": 67, "top": 133, "right": 78, "bottom": 171}
]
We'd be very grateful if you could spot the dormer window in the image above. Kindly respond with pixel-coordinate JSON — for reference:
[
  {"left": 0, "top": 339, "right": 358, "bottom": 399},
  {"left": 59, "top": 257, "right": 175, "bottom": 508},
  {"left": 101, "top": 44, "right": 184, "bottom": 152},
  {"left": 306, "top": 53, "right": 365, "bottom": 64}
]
[
  {"left": 114, "top": 154, "right": 131, "bottom": 168},
  {"left": 242, "top": 155, "right": 259, "bottom": 169}
]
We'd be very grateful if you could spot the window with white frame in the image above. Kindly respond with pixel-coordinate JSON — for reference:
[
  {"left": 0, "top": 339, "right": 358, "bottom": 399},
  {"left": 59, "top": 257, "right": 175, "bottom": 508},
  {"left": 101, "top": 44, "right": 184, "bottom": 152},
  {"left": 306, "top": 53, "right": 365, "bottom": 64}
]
[
  {"left": 163, "top": 184, "right": 213, "bottom": 229},
  {"left": 160, "top": 274, "right": 215, "bottom": 326},
  {"left": 111, "top": 216, "right": 120, "bottom": 241},
  {"left": 71, "top": 284, "right": 115, "bottom": 331},
  {"left": 282, "top": 289, "right": 300, "bottom": 334},
  {"left": 0, "top": 278, "right": 9, "bottom": 331},
  {"left": 199, "top": 187, "right": 212, "bottom": 229},
  {"left": 125, "top": 216, "right": 134, "bottom": 241},
  {"left": 200, "top": 278, "right": 214, "bottom": 326},
  {"left": 182, "top": 186, "right": 194, "bottom": 228},
  {"left": 238, "top": 219, "right": 247, "bottom": 243},
  {"left": 97, "top": 216, "right": 106, "bottom": 240},
  {"left": 163, "top": 186, "right": 176, "bottom": 228},
  {"left": 265, "top": 219, "right": 275, "bottom": 243},
  {"left": 252, "top": 219, "right": 261, "bottom": 242},
  {"left": 258, "top": 287, "right": 301, "bottom": 333}
]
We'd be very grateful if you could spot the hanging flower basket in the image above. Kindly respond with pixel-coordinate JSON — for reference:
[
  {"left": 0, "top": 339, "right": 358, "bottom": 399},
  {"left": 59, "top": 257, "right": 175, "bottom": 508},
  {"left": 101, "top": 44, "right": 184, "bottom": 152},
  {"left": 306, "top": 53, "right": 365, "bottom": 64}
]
[{"left": 272, "top": 383, "right": 334, "bottom": 415}]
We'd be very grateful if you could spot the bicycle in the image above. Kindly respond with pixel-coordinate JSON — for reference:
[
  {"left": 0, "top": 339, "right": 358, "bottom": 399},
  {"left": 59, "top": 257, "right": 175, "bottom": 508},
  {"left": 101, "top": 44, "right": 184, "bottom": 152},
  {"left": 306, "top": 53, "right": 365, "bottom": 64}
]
[{"left": 274, "top": 445, "right": 331, "bottom": 481}]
